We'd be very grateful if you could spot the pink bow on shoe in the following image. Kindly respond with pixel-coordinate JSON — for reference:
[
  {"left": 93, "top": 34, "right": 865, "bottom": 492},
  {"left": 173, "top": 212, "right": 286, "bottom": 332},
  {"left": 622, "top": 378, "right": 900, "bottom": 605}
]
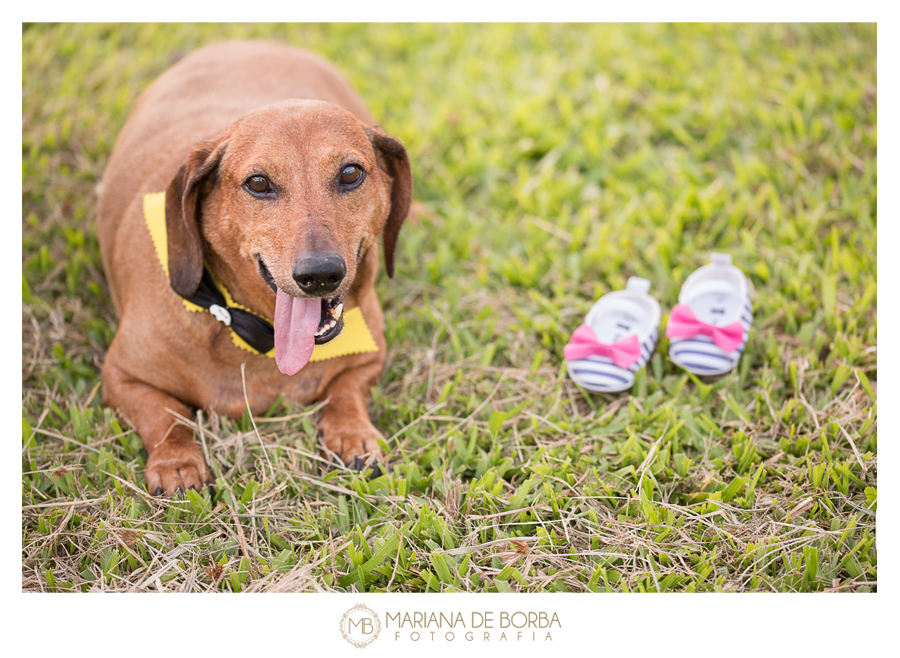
[
  {"left": 564, "top": 324, "right": 642, "bottom": 369},
  {"left": 666, "top": 304, "right": 744, "bottom": 352}
]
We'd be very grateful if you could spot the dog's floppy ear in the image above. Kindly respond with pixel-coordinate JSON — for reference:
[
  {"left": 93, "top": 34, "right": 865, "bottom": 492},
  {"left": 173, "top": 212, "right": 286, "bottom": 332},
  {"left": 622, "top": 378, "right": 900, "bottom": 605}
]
[
  {"left": 164, "top": 137, "right": 228, "bottom": 297},
  {"left": 366, "top": 126, "right": 412, "bottom": 278}
]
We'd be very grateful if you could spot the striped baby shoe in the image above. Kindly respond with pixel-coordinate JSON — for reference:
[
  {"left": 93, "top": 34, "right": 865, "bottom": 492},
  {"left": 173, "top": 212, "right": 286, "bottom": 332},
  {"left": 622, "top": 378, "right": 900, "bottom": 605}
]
[
  {"left": 564, "top": 277, "right": 661, "bottom": 392},
  {"left": 666, "top": 253, "right": 752, "bottom": 375}
]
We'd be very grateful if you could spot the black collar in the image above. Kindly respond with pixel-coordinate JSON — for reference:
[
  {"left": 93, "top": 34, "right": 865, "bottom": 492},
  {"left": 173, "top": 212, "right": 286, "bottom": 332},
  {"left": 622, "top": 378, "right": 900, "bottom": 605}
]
[{"left": 185, "top": 269, "right": 275, "bottom": 355}]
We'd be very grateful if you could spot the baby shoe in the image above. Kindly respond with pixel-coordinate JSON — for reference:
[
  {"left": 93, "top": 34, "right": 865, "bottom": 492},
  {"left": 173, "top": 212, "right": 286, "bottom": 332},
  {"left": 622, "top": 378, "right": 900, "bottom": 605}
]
[
  {"left": 564, "top": 277, "right": 661, "bottom": 392},
  {"left": 666, "top": 253, "right": 752, "bottom": 375}
]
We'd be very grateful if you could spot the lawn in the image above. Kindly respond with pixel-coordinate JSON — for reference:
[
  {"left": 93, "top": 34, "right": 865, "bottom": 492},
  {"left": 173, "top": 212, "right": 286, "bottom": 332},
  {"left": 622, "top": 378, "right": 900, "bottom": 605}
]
[{"left": 22, "top": 23, "right": 877, "bottom": 593}]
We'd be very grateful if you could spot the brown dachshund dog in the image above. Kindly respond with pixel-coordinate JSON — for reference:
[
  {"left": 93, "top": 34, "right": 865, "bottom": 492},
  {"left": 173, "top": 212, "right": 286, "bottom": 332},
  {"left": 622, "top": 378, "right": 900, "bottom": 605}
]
[{"left": 97, "top": 41, "right": 411, "bottom": 496}]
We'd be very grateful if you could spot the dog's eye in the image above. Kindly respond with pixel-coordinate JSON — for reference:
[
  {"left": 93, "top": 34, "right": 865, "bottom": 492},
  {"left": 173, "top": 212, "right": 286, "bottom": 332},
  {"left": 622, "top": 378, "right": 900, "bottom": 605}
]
[
  {"left": 338, "top": 164, "right": 365, "bottom": 189},
  {"left": 245, "top": 175, "right": 272, "bottom": 195}
]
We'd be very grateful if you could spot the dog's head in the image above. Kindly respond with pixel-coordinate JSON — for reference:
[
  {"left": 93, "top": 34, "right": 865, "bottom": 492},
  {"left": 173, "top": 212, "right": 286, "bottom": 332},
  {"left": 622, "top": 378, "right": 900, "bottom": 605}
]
[{"left": 164, "top": 100, "right": 411, "bottom": 372}]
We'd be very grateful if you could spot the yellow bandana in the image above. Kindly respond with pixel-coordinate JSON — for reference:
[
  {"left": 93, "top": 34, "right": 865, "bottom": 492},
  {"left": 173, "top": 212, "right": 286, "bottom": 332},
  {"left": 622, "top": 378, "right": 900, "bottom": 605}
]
[{"left": 142, "top": 191, "right": 378, "bottom": 361}]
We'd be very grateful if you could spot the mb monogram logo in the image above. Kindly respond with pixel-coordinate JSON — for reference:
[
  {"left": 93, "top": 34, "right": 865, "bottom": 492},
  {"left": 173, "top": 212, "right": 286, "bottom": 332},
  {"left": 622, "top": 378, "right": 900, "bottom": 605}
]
[{"left": 340, "top": 604, "right": 382, "bottom": 648}]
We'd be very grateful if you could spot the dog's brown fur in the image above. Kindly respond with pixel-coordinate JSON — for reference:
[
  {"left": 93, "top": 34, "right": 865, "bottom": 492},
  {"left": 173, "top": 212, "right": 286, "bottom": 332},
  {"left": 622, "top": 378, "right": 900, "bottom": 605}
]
[{"left": 97, "top": 41, "right": 411, "bottom": 496}]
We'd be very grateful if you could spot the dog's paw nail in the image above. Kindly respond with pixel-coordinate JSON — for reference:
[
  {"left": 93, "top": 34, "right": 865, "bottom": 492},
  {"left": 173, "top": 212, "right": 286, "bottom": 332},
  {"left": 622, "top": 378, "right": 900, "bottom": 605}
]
[
  {"left": 207, "top": 485, "right": 216, "bottom": 498},
  {"left": 353, "top": 456, "right": 364, "bottom": 471},
  {"left": 368, "top": 463, "right": 382, "bottom": 480},
  {"left": 153, "top": 487, "right": 164, "bottom": 496},
  {"left": 175, "top": 487, "right": 184, "bottom": 499}
]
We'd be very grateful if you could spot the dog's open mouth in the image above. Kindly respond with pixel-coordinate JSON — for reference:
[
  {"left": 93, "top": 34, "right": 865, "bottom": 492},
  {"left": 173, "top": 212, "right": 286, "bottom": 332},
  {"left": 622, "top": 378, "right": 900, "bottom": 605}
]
[
  {"left": 315, "top": 296, "right": 344, "bottom": 344},
  {"left": 258, "top": 257, "right": 345, "bottom": 349}
]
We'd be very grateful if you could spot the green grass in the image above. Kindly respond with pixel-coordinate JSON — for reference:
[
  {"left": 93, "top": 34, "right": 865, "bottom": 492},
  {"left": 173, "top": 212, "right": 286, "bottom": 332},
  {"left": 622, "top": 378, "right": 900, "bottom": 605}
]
[{"left": 22, "top": 23, "right": 876, "bottom": 593}]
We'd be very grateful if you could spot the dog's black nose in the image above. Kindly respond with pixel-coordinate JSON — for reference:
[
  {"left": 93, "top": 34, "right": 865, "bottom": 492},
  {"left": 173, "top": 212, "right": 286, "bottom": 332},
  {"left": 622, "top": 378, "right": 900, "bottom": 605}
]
[{"left": 293, "top": 254, "right": 346, "bottom": 295}]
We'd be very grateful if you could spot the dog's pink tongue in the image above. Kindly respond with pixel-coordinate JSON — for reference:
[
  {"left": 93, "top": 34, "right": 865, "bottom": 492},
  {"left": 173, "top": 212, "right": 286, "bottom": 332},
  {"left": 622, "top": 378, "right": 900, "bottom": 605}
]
[{"left": 274, "top": 289, "right": 321, "bottom": 376}]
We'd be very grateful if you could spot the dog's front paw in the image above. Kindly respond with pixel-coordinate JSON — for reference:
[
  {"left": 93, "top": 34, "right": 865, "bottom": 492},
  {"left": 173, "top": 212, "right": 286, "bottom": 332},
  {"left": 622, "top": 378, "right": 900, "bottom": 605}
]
[
  {"left": 145, "top": 439, "right": 213, "bottom": 497},
  {"left": 319, "top": 420, "right": 384, "bottom": 470}
]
